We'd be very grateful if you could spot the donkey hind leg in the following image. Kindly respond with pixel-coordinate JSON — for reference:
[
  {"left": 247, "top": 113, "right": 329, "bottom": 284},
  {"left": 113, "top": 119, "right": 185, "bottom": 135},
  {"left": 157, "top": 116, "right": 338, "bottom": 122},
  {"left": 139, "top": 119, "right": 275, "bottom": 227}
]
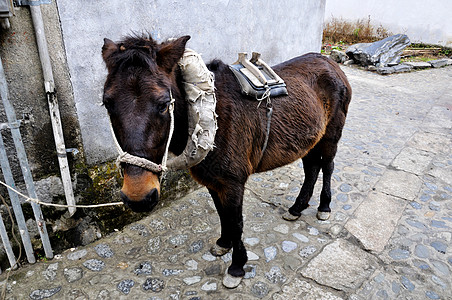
[
  {"left": 283, "top": 150, "right": 321, "bottom": 221},
  {"left": 317, "top": 143, "right": 338, "bottom": 220},
  {"left": 214, "top": 185, "right": 248, "bottom": 289},
  {"left": 208, "top": 188, "right": 232, "bottom": 256}
]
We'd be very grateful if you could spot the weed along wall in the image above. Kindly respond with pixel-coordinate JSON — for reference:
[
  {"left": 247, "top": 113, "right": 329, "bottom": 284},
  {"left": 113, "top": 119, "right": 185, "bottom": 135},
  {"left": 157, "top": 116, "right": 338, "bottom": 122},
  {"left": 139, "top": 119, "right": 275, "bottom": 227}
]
[{"left": 325, "top": 0, "right": 452, "bottom": 47}]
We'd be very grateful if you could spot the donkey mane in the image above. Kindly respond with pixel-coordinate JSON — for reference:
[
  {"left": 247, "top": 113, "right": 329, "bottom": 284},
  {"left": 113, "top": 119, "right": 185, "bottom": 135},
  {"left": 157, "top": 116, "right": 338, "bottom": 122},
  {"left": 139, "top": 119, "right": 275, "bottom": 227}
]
[{"left": 104, "top": 35, "right": 160, "bottom": 73}]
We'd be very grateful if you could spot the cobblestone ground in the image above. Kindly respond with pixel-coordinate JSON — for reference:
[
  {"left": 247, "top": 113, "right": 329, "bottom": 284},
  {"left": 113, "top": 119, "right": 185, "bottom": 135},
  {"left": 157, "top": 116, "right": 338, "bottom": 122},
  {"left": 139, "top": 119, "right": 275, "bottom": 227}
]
[{"left": 2, "top": 65, "right": 452, "bottom": 299}]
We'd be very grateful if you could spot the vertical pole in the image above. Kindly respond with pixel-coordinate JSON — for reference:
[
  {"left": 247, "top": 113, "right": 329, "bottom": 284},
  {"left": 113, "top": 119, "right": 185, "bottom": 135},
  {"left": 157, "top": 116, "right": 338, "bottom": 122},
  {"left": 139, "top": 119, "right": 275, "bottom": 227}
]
[
  {"left": 0, "top": 212, "right": 16, "bottom": 271},
  {"left": 29, "top": 0, "right": 76, "bottom": 216},
  {"left": 0, "top": 132, "right": 36, "bottom": 264},
  {"left": 0, "top": 56, "right": 53, "bottom": 259}
]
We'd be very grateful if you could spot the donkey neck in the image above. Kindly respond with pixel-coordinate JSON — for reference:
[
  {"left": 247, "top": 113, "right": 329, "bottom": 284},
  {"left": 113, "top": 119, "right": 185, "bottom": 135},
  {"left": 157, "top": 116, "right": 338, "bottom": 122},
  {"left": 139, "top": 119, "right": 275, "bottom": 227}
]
[{"left": 168, "top": 68, "right": 189, "bottom": 156}]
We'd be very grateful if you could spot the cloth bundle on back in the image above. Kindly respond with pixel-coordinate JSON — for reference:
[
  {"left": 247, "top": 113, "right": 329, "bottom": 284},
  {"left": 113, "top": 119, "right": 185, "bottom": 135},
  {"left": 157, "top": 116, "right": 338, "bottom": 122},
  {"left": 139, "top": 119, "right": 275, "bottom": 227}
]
[{"left": 166, "top": 49, "right": 218, "bottom": 170}]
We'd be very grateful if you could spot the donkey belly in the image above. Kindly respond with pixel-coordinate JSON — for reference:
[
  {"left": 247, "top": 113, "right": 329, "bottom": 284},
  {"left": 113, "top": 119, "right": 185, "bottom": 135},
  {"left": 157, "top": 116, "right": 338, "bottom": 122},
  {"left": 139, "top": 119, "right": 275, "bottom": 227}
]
[{"left": 255, "top": 98, "right": 328, "bottom": 173}]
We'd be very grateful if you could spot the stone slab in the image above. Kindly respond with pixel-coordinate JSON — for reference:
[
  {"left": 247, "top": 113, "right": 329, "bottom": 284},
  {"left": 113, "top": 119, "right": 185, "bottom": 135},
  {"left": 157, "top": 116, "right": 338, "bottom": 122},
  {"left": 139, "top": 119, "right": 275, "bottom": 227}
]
[
  {"left": 273, "top": 278, "right": 344, "bottom": 300},
  {"left": 300, "top": 239, "right": 378, "bottom": 291},
  {"left": 402, "top": 61, "right": 431, "bottom": 69},
  {"left": 345, "top": 192, "right": 407, "bottom": 252},
  {"left": 392, "top": 64, "right": 412, "bottom": 72},
  {"left": 428, "top": 165, "right": 452, "bottom": 186},
  {"left": 374, "top": 170, "right": 422, "bottom": 201},
  {"left": 391, "top": 147, "right": 433, "bottom": 175},
  {"left": 407, "top": 131, "right": 452, "bottom": 154},
  {"left": 429, "top": 59, "right": 449, "bottom": 68}
]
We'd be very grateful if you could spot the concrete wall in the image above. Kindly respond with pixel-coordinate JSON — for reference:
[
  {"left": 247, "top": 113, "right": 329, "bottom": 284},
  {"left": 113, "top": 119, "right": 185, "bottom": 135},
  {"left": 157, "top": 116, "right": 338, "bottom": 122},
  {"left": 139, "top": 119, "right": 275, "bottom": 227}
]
[
  {"left": 0, "top": 3, "right": 83, "bottom": 181},
  {"left": 55, "top": 0, "right": 326, "bottom": 165},
  {"left": 325, "top": 0, "right": 452, "bottom": 47}
]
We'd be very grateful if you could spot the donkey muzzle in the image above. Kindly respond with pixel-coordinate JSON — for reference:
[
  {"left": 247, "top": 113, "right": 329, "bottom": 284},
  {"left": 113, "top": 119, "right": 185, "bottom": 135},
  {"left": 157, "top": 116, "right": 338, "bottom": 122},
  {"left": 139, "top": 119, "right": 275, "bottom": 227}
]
[
  {"left": 120, "top": 188, "right": 159, "bottom": 212},
  {"left": 120, "top": 170, "right": 160, "bottom": 212}
]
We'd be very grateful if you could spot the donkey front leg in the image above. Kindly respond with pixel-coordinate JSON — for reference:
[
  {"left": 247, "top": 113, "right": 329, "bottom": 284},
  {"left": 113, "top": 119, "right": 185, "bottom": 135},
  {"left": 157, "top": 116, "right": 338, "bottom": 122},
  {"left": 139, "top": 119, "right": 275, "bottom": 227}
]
[
  {"left": 215, "top": 186, "right": 248, "bottom": 288},
  {"left": 208, "top": 188, "right": 232, "bottom": 256}
]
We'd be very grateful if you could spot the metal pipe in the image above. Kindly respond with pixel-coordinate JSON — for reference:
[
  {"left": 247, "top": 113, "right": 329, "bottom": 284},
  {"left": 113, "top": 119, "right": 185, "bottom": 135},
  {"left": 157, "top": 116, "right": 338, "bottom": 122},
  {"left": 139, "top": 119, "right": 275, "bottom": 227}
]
[
  {"left": 0, "top": 211, "right": 15, "bottom": 271},
  {"left": 29, "top": 0, "right": 76, "bottom": 216},
  {"left": 0, "top": 131, "right": 36, "bottom": 264},
  {"left": 0, "top": 56, "right": 53, "bottom": 259}
]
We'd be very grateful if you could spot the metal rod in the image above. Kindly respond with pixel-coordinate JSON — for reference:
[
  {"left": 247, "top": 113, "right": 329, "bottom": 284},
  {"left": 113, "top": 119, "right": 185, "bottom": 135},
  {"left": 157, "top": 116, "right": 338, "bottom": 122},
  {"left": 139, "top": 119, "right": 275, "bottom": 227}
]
[
  {"left": 0, "top": 132, "right": 36, "bottom": 264},
  {"left": 29, "top": 0, "right": 76, "bottom": 216},
  {"left": 0, "top": 56, "right": 53, "bottom": 259},
  {"left": 0, "top": 212, "right": 16, "bottom": 271}
]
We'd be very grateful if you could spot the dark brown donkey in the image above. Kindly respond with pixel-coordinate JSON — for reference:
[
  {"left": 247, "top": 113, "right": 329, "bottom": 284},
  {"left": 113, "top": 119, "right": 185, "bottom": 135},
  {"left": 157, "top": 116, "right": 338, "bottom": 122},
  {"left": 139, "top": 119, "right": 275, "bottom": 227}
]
[{"left": 102, "top": 35, "right": 352, "bottom": 288}]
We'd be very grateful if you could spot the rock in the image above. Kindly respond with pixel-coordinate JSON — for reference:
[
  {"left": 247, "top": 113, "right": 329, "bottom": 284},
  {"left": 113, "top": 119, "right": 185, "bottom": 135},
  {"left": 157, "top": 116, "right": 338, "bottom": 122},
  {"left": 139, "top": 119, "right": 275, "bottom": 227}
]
[
  {"left": 299, "top": 246, "right": 317, "bottom": 258},
  {"left": 162, "top": 269, "right": 183, "bottom": 276},
  {"left": 429, "top": 59, "right": 448, "bottom": 68},
  {"left": 42, "top": 263, "right": 59, "bottom": 281},
  {"left": 29, "top": 287, "right": 62, "bottom": 300},
  {"left": 142, "top": 278, "right": 165, "bottom": 292},
  {"left": 117, "top": 279, "right": 134, "bottom": 295},
  {"left": 201, "top": 280, "right": 217, "bottom": 291},
  {"left": 134, "top": 261, "right": 153, "bottom": 275},
  {"left": 188, "top": 240, "right": 204, "bottom": 253},
  {"left": 244, "top": 264, "right": 257, "bottom": 279},
  {"left": 183, "top": 276, "right": 201, "bottom": 285},
  {"left": 83, "top": 259, "right": 106, "bottom": 272},
  {"left": 367, "top": 65, "right": 377, "bottom": 71},
  {"left": 282, "top": 241, "right": 298, "bottom": 253},
  {"left": 64, "top": 267, "right": 84, "bottom": 283},
  {"left": 67, "top": 249, "right": 87, "bottom": 261},
  {"left": 400, "top": 276, "right": 415, "bottom": 291},
  {"left": 264, "top": 246, "right": 277, "bottom": 262},
  {"left": 94, "top": 244, "right": 114, "bottom": 258},
  {"left": 343, "top": 59, "right": 355, "bottom": 66},
  {"left": 392, "top": 64, "right": 412, "bottom": 73},
  {"left": 204, "top": 264, "right": 221, "bottom": 276},
  {"left": 330, "top": 50, "right": 348, "bottom": 64},
  {"left": 430, "top": 241, "right": 447, "bottom": 254},
  {"left": 377, "top": 66, "right": 395, "bottom": 75},
  {"left": 403, "top": 61, "right": 431, "bottom": 69},
  {"left": 346, "top": 34, "right": 410, "bottom": 67},
  {"left": 251, "top": 281, "right": 269, "bottom": 298},
  {"left": 265, "top": 266, "right": 287, "bottom": 284},
  {"left": 414, "top": 244, "right": 430, "bottom": 258}
]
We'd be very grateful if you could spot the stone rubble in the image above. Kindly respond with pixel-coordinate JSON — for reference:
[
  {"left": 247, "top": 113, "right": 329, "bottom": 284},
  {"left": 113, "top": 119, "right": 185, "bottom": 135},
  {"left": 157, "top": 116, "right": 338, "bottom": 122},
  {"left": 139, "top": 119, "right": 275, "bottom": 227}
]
[{"left": 0, "top": 65, "right": 451, "bottom": 299}]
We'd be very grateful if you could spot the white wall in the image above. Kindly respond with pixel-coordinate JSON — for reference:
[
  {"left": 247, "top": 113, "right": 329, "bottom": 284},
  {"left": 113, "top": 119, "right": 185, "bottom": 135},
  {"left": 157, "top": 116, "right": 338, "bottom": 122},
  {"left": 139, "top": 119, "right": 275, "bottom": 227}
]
[
  {"left": 56, "top": 0, "right": 326, "bottom": 164},
  {"left": 325, "top": 0, "right": 452, "bottom": 47}
]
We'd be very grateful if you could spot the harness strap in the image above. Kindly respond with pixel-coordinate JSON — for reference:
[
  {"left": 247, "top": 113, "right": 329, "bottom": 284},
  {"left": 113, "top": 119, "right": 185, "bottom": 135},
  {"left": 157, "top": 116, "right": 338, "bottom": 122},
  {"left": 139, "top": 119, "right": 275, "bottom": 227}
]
[{"left": 261, "top": 104, "right": 273, "bottom": 154}]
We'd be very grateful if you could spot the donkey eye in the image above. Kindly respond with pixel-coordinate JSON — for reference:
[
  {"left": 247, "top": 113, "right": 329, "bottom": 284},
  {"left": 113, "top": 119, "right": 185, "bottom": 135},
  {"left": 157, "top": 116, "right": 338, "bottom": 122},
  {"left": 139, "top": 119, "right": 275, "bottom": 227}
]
[
  {"left": 102, "top": 94, "right": 114, "bottom": 110},
  {"left": 158, "top": 102, "right": 170, "bottom": 114}
]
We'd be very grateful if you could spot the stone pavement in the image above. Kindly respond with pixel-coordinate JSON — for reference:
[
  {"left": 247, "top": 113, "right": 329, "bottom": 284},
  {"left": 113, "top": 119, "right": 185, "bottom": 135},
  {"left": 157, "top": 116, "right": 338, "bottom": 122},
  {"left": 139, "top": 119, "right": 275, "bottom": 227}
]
[{"left": 1, "top": 65, "right": 452, "bottom": 299}]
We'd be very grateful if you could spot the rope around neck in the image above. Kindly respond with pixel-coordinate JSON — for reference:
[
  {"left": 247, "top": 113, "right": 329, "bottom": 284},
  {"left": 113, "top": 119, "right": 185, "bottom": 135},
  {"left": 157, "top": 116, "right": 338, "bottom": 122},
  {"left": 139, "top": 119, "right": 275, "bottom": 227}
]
[{"left": 110, "top": 89, "right": 176, "bottom": 174}]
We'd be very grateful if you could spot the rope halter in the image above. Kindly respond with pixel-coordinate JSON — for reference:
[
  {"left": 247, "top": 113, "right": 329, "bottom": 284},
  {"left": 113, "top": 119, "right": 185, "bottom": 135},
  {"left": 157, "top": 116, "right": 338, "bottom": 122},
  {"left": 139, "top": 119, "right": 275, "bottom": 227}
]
[{"left": 110, "top": 89, "right": 176, "bottom": 174}]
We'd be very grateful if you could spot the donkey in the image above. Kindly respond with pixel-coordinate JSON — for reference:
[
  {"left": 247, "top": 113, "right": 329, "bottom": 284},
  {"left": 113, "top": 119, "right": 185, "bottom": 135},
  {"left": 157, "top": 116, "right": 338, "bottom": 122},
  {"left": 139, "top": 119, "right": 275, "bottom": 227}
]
[{"left": 101, "top": 35, "right": 352, "bottom": 288}]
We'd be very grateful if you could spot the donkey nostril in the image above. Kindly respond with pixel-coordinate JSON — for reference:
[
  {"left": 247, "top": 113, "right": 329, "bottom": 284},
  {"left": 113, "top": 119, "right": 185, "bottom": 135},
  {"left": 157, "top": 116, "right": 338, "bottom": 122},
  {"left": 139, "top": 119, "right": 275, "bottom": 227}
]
[
  {"left": 120, "top": 188, "right": 159, "bottom": 212},
  {"left": 147, "top": 188, "right": 159, "bottom": 203}
]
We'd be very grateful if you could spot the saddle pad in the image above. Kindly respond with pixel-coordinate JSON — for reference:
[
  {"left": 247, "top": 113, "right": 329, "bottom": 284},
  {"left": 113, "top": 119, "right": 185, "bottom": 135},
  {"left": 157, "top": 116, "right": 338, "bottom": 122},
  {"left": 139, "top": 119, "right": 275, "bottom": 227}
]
[{"left": 229, "top": 63, "right": 288, "bottom": 99}]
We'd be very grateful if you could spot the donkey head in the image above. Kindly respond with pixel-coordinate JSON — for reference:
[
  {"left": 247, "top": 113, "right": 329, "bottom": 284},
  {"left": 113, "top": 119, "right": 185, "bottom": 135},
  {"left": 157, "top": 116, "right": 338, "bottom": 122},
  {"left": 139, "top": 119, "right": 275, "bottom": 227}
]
[{"left": 102, "top": 35, "right": 190, "bottom": 212}]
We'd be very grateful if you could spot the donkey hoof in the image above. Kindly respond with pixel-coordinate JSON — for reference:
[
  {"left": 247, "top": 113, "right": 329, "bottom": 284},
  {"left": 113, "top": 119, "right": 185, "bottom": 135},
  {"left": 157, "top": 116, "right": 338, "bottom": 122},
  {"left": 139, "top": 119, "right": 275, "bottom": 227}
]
[
  {"left": 210, "top": 244, "right": 231, "bottom": 257},
  {"left": 316, "top": 211, "right": 330, "bottom": 221},
  {"left": 222, "top": 273, "right": 243, "bottom": 289},
  {"left": 282, "top": 211, "right": 300, "bottom": 221}
]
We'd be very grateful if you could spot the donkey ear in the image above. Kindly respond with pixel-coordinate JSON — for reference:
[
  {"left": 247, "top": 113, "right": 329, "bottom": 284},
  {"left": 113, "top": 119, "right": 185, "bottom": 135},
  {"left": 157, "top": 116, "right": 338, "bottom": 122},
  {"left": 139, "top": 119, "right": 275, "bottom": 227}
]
[
  {"left": 157, "top": 36, "right": 191, "bottom": 73},
  {"left": 102, "top": 38, "right": 118, "bottom": 66}
]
